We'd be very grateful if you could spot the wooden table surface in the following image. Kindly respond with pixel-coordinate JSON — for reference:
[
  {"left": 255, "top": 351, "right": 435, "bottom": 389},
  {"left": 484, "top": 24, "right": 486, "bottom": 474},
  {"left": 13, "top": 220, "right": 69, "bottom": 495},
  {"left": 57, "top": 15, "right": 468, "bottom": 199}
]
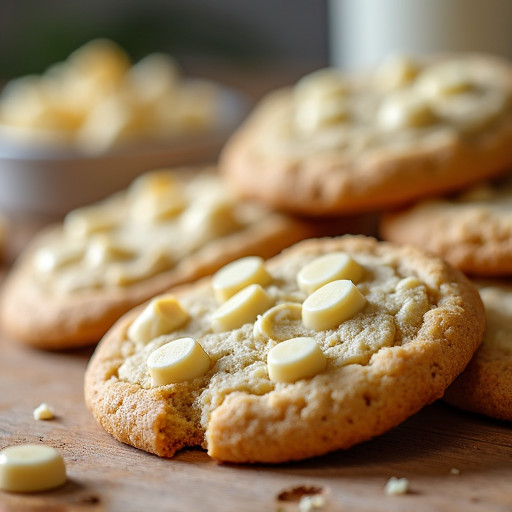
[{"left": 1, "top": 216, "right": 512, "bottom": 512}]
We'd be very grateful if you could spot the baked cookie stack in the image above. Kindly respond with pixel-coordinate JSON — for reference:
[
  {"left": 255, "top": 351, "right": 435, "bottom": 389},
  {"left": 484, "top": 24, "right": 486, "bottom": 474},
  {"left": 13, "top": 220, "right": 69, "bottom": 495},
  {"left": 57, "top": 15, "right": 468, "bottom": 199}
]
[
  {"left": 5, "top": 51, "right": 512, "bottom": 463},
  {"left": 381, "top": 170, "right": 512, "bottom": 422}
]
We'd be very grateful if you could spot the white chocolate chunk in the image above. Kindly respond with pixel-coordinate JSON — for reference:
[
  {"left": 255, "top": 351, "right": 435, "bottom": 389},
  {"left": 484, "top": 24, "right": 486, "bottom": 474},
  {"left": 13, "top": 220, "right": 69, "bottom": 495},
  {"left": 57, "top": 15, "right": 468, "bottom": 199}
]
[
  {"left": 124, "top": 53, "right": 180, "bottom": 105},
  {"left": 85, "top": 235, "right": 134, "bottom": 267},
  {"left": 295, "top": 97, "right": 349, "bottom": 133},
  {"left": 432, "top": 89, "right": 508, "bottom": 133},
  {"left": 302, "top": 280, "right": 367, "bottom": 331},
  {"left": 0, "top": 444, "right": 67, "bottom": 493},
  {"left": 129, "top": 170, "right": 187, "bottom": 223},
  {"left": 416, "top": 63, "right": 474, "bottom": 99},
  {"left": 180, "top": 199, "right": 240, "bottom": 243},
  {"left": 253, "top": 302, "right": 302, "bottom": 340},
  {"left": 212, "top": 256, "right": 271, "bottom": 302},
  {"left": 105, "top": 248, "right": 173, "bottom": 286},
  {"left": 147, "top": 337, "right": 210, "bottom": 385},
  {"left": 377, "top": 90, "right": 437, "bottom": 130},
  {"left": 267, "top": 337, "right": 327, "bottom": 383},
  {"left": 211, "top": 284, "right": 273, "bottom": 332},
  {"left": 64, "top": 204, "right": 121, "bottom": 237},
  {"left": 294, "top": 68, "right": 348, "bottom": 104},
  {"left": 376, "top": 54, "right": 419, "bottom": 90},
  {"left": 297, "top": 252, "right": 365, "bottom": 294},
  {"left": 33, "top": 403, "right": 55, "bottom": 421},
  {"left": 33, "top": 242, "right": 84, "bottom": 273},
  {"left": 127, "top": 295, "right": 189, "bottom": 344},
  {"left": 77, "top": 95, "right": 147, "bottom": 154}
]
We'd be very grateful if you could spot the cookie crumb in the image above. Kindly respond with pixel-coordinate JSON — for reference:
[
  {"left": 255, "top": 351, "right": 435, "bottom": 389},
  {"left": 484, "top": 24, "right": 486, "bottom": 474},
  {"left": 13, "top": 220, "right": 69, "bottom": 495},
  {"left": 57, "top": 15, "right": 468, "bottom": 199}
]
[
  {"left": 298, "top": 494, "right": 326, "bottom": 511},
  {"left": 450, "top": 467, "right": 460, "bottom": 475},
  {"left": 277, "top": 485, "right": 323, "bottom": 502},
  {"left": 33, "top": 403, "right": 55, "bottom": 420},
  {"left": 385, "top": 476, "right": 410, "bottom": 495}
]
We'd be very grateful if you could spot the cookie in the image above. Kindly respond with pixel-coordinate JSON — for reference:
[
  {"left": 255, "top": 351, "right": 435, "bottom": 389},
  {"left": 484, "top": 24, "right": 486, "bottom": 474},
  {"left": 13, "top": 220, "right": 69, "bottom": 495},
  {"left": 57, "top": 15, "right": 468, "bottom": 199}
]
[
  {"left": 220, "top": 53, "right": 512, "bottom": 216},
  {"left": 84, "top": 235, "right": 484, "bottom": 463},
  {"left": 380, "top": 175, "right": 512, "bottom": 277},
  {"left": 444, "top": 282, "right": 512, "bottom": 421},
  {"left": 0, "top": 166, "right": 315, "bottom": 349}
]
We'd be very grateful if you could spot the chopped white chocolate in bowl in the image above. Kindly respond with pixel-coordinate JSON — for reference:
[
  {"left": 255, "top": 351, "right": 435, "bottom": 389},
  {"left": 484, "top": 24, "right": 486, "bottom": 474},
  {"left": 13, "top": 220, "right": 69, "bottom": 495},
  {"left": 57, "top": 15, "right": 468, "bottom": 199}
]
[{"left": 0, "top": 38, "right": 233, "bottom": 153}]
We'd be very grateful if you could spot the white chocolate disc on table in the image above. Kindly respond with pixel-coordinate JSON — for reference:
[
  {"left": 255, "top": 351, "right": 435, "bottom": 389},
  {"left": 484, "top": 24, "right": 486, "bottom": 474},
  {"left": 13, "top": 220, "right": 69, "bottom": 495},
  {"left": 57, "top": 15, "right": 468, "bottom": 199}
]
[{"left": 0, "top": 444, "right": 67, "bottom": 493}]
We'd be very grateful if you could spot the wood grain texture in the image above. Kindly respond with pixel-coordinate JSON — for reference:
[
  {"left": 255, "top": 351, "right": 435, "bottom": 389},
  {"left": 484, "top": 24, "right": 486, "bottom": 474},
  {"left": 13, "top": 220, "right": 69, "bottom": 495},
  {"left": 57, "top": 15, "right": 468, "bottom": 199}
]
[{"left": 2, "top": 330, "right": 512, "bottom": 512}]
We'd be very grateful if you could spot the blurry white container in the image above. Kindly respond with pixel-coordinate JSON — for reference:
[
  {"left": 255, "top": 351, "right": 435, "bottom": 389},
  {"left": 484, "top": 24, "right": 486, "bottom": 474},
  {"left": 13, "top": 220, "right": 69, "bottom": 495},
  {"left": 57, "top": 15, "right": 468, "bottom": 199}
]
[{"left": 329, "top": 0, "right": 512, "bottom": 70}]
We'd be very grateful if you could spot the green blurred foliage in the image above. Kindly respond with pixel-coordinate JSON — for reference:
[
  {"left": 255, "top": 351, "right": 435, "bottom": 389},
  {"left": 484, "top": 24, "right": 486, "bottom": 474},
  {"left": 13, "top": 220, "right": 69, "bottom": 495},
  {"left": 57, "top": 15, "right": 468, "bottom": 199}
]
[{"left": 0, "top": 1, "right": 273, "bottom": 78}]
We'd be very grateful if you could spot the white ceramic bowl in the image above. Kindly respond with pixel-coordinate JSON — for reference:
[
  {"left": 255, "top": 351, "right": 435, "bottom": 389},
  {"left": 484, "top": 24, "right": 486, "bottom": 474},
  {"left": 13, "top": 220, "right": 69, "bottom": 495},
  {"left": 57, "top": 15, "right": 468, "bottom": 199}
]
[{"left": 0, "top": 86, "right": 247, "bottom": 217}]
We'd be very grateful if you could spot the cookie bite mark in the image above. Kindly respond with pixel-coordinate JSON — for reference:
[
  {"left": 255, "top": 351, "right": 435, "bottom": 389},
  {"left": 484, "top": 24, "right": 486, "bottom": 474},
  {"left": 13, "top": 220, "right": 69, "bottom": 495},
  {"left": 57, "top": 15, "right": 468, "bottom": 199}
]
[{"left": 85, "top": 236, "right": 485, "bottom": 463}]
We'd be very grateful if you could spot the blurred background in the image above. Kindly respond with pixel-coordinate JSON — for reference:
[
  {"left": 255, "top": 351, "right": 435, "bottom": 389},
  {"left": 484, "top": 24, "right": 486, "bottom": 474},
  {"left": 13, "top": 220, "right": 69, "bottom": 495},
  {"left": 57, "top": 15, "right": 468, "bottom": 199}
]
[
  {"left": 0, "top": 0, "right": 329, "bottom": 83},
  {"left": 1, "top": 0, "right": 512, "bottom": 220}
]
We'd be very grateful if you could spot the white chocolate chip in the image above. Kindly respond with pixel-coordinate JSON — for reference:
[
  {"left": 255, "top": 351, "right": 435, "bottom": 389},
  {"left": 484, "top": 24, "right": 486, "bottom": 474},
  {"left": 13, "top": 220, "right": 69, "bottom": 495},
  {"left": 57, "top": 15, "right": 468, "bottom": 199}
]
[
  {"left": 212, "top": 256, "right": 271, "bottom": 303},
  {"left": 180, "top": 199, "right": 240, "bottom": 243},
  {"left": 105, "top": 248, "right": 173, "bottom": 286},
  {"left": 377, "top": 90, "right": 437, "bottom": 130},
  {"left": 294, "top": 68, "right": 348, "bottom": 105},
  {"left": 64, "top": 204, "right": 121, "bottom": 237},
  {"left": 384, "top": 477, "right": 410, "bottom": 495},
  {"left": 416, "top": 63, "right": 475, "bottom": 99},
  {"left": 129, "top": 170, "right": 187, "bottom": 223},
  {"left": 432, "top": 88, "right": 508, "bottom": 133},
  {"left": 376, "top": 54, "right": 420, "bottom": 90},
  {"left": 127, "top": 295, "right": 189, "bottom": 344},
  {"left": 0, "top": 444, "right": 67, "bottom": 493},
  {"left": 295, "top": 97, "right": 349, "bottom": 133},
  {"left": 76, "top": 95, "right": 147, "bottom": 154},
  {"left": 297, "top": 252, "right": 365, "bottom": 294},
  {"left": 34, "top": 242, "right": 84, "bottom": 273},
  {"left": 211, "top": 284, "right": 273, "bottom": 332},
  {"left": 85, "top": 235, "right": 134, "bottom": 267},
  {"left": 294, "top": 68, "right": 350, "bottom": 133},
  {"left": 147, "top": 337, "right": 210, "bottom": 385},
  {"left": 267, "top": 337, "right": 327, "bottom": 383},
  {"left": 302, "top": 280, "right": 367, "bottom": 331},
  {"left": 253, "top": 302, "right": 302, "bottom": 340},
  {"left": 33, "top": 403, "right": 55, "bottom": 421},
  {"left": 124, "top": 53, "right": 180, "bottom": 105}
]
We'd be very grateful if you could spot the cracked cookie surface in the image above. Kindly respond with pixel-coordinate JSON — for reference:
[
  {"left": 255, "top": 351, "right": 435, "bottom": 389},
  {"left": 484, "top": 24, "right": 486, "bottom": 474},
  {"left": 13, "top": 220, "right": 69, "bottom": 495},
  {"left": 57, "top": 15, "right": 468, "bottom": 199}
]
[
  {"left": 220, "top": 54, "right": 512, "bottom": 215},
  {"left": 0, "top": 166, "right": 314, "bottom": 349},
  {"left": 84, "top": 235, "right": 485, "bottom": 463}
]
